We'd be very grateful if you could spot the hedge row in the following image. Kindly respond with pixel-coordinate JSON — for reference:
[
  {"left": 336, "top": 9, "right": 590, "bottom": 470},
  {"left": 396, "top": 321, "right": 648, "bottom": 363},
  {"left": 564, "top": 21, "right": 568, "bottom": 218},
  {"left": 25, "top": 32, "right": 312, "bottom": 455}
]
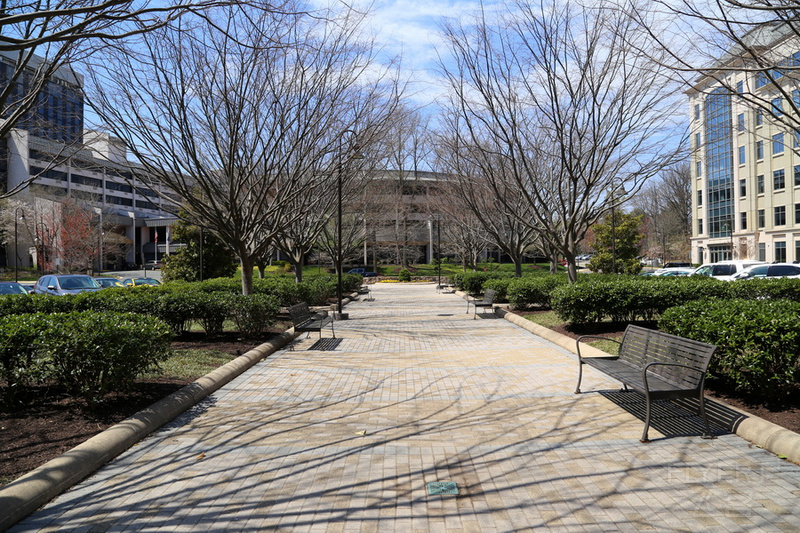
[
  {"left": 550, "top": 277, "right": 800, "bottom": 325},
  {"left": 0, "top": 289, "right": 280, "bottom": 336},
  {"left": 660, "top": 299, "right": 800, "bottom": 404},
  {"left": 0, "top": 311, "right": 171, "bottom": 403}
]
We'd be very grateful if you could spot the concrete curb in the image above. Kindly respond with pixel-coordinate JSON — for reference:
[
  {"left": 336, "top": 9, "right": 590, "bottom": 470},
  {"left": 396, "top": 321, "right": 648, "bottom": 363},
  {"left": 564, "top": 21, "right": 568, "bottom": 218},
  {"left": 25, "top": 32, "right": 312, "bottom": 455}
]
[
  {"left": 0, "top": 329, "right": 296, "bottom": 531},
  {"left": 496, "top": 306, "right": 800, "bottom": 464}
]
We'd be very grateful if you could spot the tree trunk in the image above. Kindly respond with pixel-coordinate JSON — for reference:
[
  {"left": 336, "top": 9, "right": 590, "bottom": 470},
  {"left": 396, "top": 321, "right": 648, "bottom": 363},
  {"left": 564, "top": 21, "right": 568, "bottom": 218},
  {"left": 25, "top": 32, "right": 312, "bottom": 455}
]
[
  {"left": 514, "top": 258, "right": 522, "bottom": 278},
  {"left": 292, "top": 256, "right": 304, "bottom": 283},
  {"left": 240, "top": 255, "right": 254, "bottom": 295}
]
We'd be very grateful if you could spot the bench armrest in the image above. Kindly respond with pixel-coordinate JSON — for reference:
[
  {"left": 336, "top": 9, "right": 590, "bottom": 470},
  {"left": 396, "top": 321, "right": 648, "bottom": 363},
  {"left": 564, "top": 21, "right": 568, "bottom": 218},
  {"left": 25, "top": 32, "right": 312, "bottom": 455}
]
[
  {"left": 575, "top": 335, "right": 622, "bottom": 363},
  {"left": 641, "top": 361, "right": 706, "bottom": 391}
]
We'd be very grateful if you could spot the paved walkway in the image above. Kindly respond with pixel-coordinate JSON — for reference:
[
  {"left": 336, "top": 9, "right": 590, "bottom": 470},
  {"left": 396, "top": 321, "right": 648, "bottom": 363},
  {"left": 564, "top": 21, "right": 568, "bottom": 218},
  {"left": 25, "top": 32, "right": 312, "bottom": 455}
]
[{"left": 12, "top": 284, "right": 800, "bottom": 532}]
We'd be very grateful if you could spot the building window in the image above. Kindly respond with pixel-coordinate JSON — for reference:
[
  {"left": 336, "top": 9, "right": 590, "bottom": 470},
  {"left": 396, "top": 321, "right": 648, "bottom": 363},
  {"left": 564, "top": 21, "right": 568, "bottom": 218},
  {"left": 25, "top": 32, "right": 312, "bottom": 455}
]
[
  {"left": 756, "top": 140, "right": 764, "bottom": 160},
  {"left": 695, "top": 132, "right": 701, "bottom": 148},
  {"left": 776, "top": 241, "right": 787, "bottom": 263},
  {"left": 794, "top": 89, "right": 800, "bottom": 108},
  {"left": 796, "top": 241, "right": 800, "bottom": 263},
  {"left": 796, "top": 202, "right": 800, "bottom": 224},
  {"left": 772, "top": 96, "right": 783, "bottom": 116},
  {"left": 774, "top": 169, "right": 786, "bottom": 190},
  {"left": 694, "top": 104, "right": 700, "bottom": 120},
  {"left": 757, "top": 174, "right": 765, "bottom": 194},
  {"left": 758, "top": 209, "right": 765, "bottom": 228},
  {"left": 696, "top": 160, "right": 702, "bottom": 177},
  {"left": 758, "top": 243, "right": 766, "bottom": 261},
  {"left": 756, "top": 71, "right": 768, "bottom": 88},
  {"left": 698, "top": 218, "right": 703, "bottom": 234},
  {"left": 740, "top": 211, "right": 747, "bottom": 230},
  {"left": 756, "top": 108, "right": 764, "bottom": 125},
  {"left": 795, "top": 131, "right": 800, "bottom": 149},
  {"left": 739, "top": 178, "right": 746, "bottom": 197},
  {"left": 795, "top": 165, "right": 800, "bottom": 187},
  {"left": 737, "top": 80, "right": 744, "bottom": 94},
  {"left": 697, "top": 190, "right": 703, "bottom": 206},
  {"left": 773, "top": 132, "right": 785, "bottom": 154},
  {"left": 738, "top": 146, "right": 746, "bottom": 165},
  {"left": 737, "top": 113, "right": 745, "bottom": 131},
  {"left": 775, "top": 205, "right": 786, "bottom": 226}
]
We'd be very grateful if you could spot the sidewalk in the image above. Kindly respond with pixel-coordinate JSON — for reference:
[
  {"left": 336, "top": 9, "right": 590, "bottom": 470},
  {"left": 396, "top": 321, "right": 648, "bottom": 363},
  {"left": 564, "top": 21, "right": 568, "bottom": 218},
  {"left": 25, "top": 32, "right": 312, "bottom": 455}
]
[{"left": 11, "top": 283, "right": 800, "bottom": 532}]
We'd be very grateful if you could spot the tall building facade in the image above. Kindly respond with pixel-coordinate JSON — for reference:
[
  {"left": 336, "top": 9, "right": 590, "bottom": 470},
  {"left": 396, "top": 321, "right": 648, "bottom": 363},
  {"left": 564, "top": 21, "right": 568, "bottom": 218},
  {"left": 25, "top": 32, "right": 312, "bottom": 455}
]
[
  {"left": 689, "top": 24, "right": 800, "bottom": 264},
  {"left": 0, "top": 51, "right": 177, "bottom": 270}
]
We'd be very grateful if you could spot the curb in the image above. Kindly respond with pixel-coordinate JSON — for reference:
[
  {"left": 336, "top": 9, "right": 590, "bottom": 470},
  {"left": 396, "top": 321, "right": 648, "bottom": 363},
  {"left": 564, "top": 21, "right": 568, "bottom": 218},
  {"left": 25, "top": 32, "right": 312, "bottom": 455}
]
[
  {"left": 496, "top": 306, "right": 800, "bottom": 464},
  {"left": 0, "top": 329, "right": 296, "bottom": 531}
]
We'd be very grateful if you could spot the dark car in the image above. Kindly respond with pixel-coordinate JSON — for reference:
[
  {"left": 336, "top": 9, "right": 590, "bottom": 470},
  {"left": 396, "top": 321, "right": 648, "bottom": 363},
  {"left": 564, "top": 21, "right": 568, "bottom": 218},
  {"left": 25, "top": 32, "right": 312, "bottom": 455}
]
[
  {"left": 348, "top": 268, "right": 378, "bottom": 277},
  {"left": 0, "top": 282, "right": 30, "bottom": 295},
  {"left": 33, "top": 274, "right": 102, "bottom": 295}
]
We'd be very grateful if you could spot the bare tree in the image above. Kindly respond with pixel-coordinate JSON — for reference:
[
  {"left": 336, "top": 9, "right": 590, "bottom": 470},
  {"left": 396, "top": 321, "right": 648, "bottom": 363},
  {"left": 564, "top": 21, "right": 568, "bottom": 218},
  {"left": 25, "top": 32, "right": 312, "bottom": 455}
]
[
  {"left": 86, "top": 3, "right": 400, "bottom": 294},
  {"left": 435, "top": 128, "right": 539, "bottom": 277},
  {"left": 438, "top": 0, "right": 684, "bottom": 281},
  {"left": 634, "top": 162, "right": 692, "bottom": 262}
]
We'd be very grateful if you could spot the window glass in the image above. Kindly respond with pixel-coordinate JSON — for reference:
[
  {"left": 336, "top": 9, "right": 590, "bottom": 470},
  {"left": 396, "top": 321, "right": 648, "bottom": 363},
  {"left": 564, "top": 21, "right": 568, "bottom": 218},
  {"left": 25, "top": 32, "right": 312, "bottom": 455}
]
[{"left": 773, "top": 132, "right": 785, "bottom": 154}]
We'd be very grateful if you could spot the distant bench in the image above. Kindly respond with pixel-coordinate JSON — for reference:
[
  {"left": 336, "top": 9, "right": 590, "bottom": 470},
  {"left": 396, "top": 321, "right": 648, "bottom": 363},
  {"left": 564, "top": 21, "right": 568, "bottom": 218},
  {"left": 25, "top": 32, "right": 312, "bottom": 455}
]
[
  {"left": 466, "top": 288, "right": 497, "bottom": 319},
  {"left": 575, "top": 325, "right": 717, "bottom": 443},
  {"left": 289, "top": 303, "right": 335, "bottom": 347}
]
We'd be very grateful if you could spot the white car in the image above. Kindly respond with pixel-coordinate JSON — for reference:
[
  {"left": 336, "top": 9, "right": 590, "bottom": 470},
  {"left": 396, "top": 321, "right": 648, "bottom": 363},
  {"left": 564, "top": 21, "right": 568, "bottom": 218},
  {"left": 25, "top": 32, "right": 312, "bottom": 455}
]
[
  {"left": 651, "top": 267, "right": 695, "bottom": 277},
  {"left": 692, "top": 260, "right": 766, "bottom": 281},
  {"left": 731, "top": 263, "right": 800, "bottom": 280}
]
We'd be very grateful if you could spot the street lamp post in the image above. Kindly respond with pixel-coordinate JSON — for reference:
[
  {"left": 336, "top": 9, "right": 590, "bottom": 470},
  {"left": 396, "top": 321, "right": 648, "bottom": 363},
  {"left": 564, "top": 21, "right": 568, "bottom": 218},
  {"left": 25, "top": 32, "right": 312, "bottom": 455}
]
[
  {"left": 335, "top": 130, "right": 363, "bottom": 320},
  {"left": 14, "top": 208, "right": 24, "bottom": 282}
]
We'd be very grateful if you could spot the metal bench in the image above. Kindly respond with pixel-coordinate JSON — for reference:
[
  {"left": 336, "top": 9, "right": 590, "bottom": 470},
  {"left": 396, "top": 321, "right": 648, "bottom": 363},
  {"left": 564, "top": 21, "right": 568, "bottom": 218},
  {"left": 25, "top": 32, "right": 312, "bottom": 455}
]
[
  {"left": 575, "top": 325, "right": 717, "bottom": 443},
  {"left": 466, "top": 288, "right": 497, "bottom": 319},
  {"left": 288, "top": 302, "right": 335, "bottom": 348}
]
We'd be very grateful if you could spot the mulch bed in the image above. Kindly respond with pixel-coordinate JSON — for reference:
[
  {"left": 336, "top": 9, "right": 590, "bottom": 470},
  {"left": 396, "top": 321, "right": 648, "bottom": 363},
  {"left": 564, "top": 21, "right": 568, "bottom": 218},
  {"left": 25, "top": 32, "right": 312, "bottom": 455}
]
[{"left": 0, "top": 331, "right": 280, "bottom": 487}]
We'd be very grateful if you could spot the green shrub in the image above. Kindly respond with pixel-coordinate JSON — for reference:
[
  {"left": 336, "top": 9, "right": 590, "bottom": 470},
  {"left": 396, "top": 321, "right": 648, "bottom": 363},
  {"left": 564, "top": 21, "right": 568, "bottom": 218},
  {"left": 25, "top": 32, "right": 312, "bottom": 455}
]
[
  {"left": 0, "top": 313, "right": 51, "bottom": 403},
  {"left": 550, "top": 276, "right": 730, "bottom": 325},
  {"left": 398, "top": 269, "right": 411, "bottom": 282},
  {"left": 483, "top": 278, "right": 512, "bottom": 302},
  {"left": 228, "top": 294, "right": 279, "bottom": 337},
  {"left": 0, "top": 311, "right": 173, "bottom": 404},
  {"left": 660, "top": 299, "right": 800, "bottom": 405},
  {"left": 506, "top": 275, "right": 568, "bottom": 309},
  {"left": 458, "top": 272, "right": 514, "bottom": 295},
  {"left": 194, "top": 292, "right": 232, "bottom": 336}
]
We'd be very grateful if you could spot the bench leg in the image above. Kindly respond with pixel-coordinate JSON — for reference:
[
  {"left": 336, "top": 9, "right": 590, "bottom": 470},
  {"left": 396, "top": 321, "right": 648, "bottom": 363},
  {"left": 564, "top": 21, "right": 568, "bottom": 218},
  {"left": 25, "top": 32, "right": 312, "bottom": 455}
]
[
  {"left": 698, "top": 391, "right": 714, "bottom": 439},
  {"left": 641, "top": 393, "right": 652, "bottom": 443},
  {"left": 575, "top": 363, "right": 583, "bottom": 394}
]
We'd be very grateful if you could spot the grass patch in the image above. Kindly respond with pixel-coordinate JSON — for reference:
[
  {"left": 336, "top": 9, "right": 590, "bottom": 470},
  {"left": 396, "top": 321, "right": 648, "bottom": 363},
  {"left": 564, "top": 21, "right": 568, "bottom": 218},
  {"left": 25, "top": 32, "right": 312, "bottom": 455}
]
[
  {"left": 144, "top": 349, "right": 237, "bottom": 380},
  {"left": 585, "top": 339, "right": 620, "bottom": 356},
  {"left": 523, "top": 310, "right": 562, "bottom": 329}
]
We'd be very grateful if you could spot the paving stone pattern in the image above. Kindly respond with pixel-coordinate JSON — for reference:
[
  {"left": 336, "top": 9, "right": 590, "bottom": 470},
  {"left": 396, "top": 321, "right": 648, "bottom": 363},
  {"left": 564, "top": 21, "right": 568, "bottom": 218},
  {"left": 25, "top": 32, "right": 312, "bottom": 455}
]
[{"left": 13, "top": 284, "right": 800, "bottom": 532}]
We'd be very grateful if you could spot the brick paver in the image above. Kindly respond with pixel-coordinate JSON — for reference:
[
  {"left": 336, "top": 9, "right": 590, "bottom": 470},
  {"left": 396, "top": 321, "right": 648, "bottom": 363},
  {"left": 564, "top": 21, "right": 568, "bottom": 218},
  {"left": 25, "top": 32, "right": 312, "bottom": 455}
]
[{"left": 12, "top": 283, "right": 800, "bottom": 531}]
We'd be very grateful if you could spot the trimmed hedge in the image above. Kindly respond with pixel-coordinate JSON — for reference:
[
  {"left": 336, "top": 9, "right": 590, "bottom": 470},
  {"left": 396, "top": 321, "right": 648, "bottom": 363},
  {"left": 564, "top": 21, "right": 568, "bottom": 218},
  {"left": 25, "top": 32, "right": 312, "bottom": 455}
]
[
  {"left": 0, "top": 311, "right": 172, "bottom": 404},
  {"left": 550, "top": 276, "right": 733, "bottom": 325},
  {"left": 660, "top": 299, "right": 800, "bottom": 404},
  {"left": 453, "top": 272, "right": 515, "bottom": 296},
  {"left": 506, "top": 275, "right": 568, "bottom": 309}
]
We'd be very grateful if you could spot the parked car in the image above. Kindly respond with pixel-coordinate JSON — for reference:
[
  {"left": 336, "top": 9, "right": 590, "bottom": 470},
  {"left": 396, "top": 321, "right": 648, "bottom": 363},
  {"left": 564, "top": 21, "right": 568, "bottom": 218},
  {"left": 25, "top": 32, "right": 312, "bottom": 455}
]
[
  {"left": 651, "top": 267, "right": 695, "bottom": 277},
  {"left": 33, "top": 274, "right": 102, "bottom": 295},
  {"left": 121, "top": 277, "right": 162, "bottom": 287},
  {"left": 144, "top": 259, "right": 163, "bottom": 270},
  {"left": 731, "top": 263, "right": 800, "bottom": 280},
  {"left": 0, "top": 281, "right": 31, "bottom": 295},
  {"left": 347, "top": 268, "right": 378, "bottom": 277},
  {"left": 94, "top": 277, "right": 125, "bottom": 289},
  {"left": 663, "top": 262, "right": 692, "bottom": 269},
  {"left": 692, "top": 260, "right": 766, "bottom": 281}
]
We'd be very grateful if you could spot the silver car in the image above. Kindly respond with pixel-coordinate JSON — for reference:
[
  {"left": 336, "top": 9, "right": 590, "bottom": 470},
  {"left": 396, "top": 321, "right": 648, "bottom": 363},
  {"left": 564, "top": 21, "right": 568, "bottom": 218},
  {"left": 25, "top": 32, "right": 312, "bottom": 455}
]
[{"left": 33, "top": 274, "right": 102, "bottom": 295}]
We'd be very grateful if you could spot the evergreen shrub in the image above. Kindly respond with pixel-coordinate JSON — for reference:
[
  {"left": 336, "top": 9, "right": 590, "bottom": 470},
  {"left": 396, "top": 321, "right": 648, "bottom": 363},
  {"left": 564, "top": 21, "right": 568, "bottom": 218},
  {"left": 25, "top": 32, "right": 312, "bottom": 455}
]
[{"left": 660, "top": 299, "right": 800, "bottom": 404}]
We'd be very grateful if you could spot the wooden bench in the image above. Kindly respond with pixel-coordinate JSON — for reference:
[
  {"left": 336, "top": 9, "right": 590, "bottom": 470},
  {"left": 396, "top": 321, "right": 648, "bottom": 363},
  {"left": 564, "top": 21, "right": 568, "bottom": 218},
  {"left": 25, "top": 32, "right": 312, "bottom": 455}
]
[
  {"left": 466, "top": 288, "right": 497, "bottom": 319},
  {"left": 288, "top": 302, "right": 335, "bottom": 348},
  {"left": 575, "top": 325, "right": 717, "bottom": 443}
]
